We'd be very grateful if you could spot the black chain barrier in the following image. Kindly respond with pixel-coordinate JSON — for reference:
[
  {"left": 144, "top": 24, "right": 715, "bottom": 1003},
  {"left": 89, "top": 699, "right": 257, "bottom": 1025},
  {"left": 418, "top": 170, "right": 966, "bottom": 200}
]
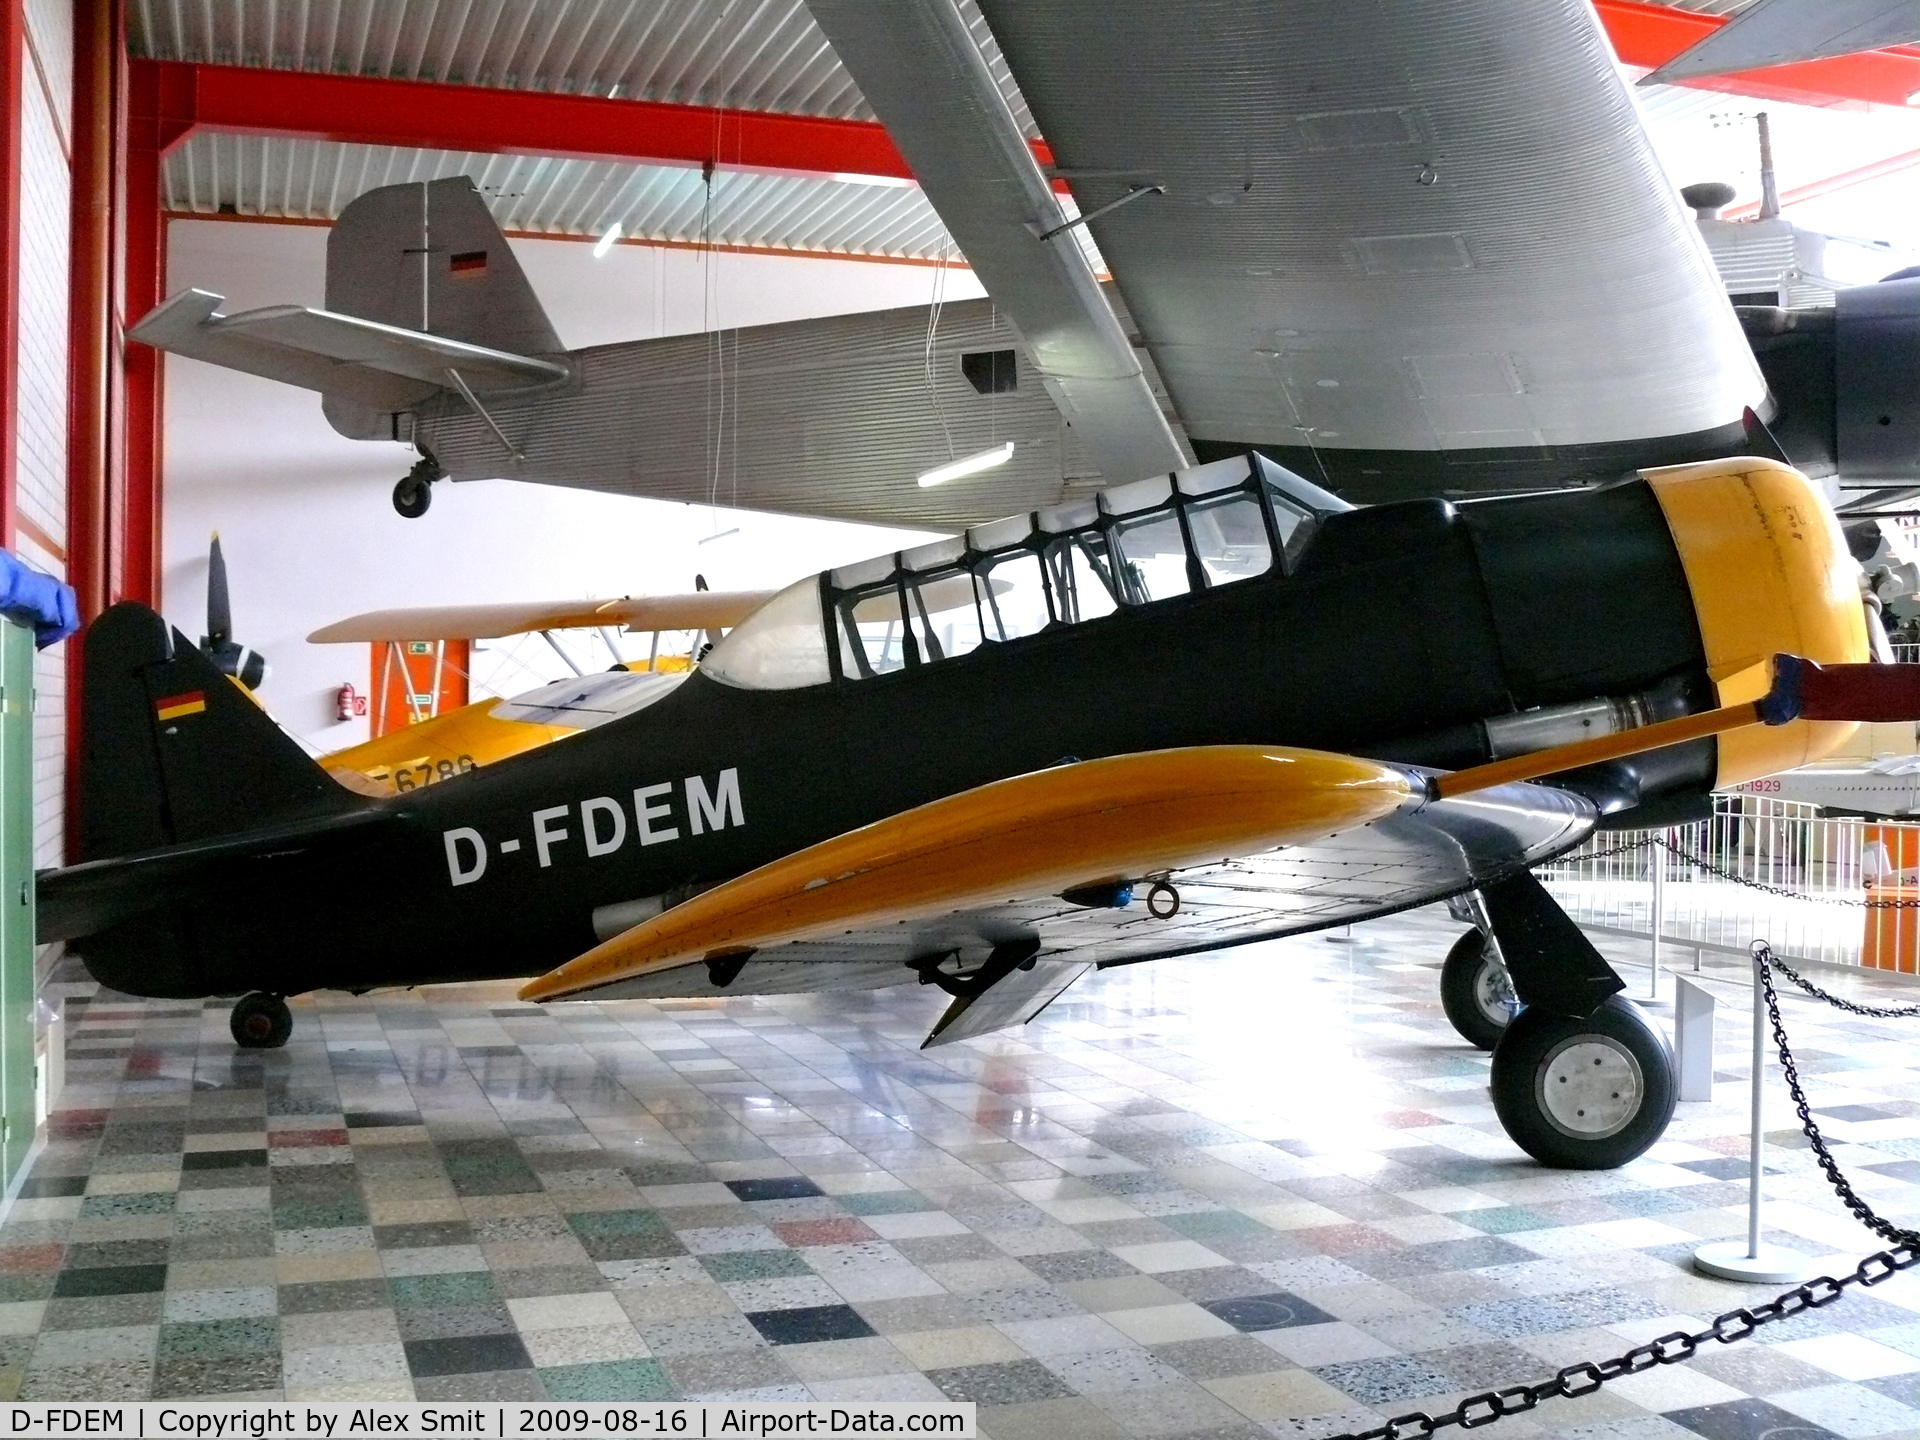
[
  {"left": 1761, "top": 946, "right": 1920, "bottom": 1020},
  {"left": 1327, "top": 942, "right": 1920, "bottom": 1440},
  {"left": 1753, "top": 942, "right": 1920, "bottom": 1247}
]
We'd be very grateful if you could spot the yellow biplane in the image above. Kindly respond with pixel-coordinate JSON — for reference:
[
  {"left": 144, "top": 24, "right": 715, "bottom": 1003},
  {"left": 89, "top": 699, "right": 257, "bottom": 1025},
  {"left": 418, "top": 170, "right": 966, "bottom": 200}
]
[{"left": 307, "top": 590, "right": 773, "bottom": 794}]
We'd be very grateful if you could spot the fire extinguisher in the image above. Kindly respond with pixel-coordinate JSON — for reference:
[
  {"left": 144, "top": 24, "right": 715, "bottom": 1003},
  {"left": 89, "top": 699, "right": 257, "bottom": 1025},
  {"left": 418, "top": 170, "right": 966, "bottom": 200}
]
[{"left": 335, "top": 683, "right": 367, "bottom": 722}]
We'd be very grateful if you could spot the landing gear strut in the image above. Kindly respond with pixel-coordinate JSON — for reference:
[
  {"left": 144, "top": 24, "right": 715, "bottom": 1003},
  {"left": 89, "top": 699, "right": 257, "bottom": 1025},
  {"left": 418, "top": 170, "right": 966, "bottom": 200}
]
[
  {"left": 393, "top": 454, "right": 443, "bottom": 518},
  {"left": 230, "top": 992, "right": 292, "bottom": 1049},
  {"left": 1440, "top": 927, "right": 1515, "bottom": 1050}
]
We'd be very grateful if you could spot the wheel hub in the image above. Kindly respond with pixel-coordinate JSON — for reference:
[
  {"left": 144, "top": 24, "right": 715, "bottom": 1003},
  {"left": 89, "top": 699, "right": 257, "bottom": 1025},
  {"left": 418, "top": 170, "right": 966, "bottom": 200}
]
[
  {"left": 1472, "top": 957, "right": 1515, "bottom": 1028},
  {"left": 1536, "top": 1035, "right": 1644, "bottom": 1139}
]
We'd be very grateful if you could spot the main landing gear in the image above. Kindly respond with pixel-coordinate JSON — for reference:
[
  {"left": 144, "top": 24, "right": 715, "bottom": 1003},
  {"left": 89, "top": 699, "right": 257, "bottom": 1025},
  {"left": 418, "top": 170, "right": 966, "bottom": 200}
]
[
  {"left": 230, "top": 992, "right": 292, "bottom": 1049},
  {"left": 1440, "top": 927, "right": 1514, "bottom": 1051},
  {"left": 1448, "top": 873, "right": 1677, "bottom": 1170},
  {"left": 393, "top": 454, "right": 443, "bottom": 518}
]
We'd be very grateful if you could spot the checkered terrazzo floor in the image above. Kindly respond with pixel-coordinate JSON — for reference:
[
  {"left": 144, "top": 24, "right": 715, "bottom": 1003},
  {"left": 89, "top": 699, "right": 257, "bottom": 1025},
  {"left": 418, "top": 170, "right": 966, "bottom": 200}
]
[{"left": 9, "top": 908, "right": 1920, "bottom": 1437}]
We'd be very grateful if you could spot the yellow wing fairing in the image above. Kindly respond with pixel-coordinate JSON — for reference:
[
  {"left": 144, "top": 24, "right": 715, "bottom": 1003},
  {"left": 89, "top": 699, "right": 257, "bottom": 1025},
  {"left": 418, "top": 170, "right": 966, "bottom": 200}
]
[{"left": 519, "top": 746, "right": 1414, "bottom": 1003}]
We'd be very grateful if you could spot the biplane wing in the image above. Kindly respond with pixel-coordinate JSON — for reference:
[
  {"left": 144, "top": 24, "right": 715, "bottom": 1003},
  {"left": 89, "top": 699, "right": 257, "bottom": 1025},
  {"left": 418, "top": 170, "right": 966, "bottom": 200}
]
[{"left": 307, "top": 590, "right": 778, "bottom": 643}]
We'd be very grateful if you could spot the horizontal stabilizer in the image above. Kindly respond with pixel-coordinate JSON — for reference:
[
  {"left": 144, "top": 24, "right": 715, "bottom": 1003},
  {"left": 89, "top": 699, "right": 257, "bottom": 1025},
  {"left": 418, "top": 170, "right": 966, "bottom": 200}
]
[
  {"left": 130, "top": 288, "right": 568, "bottom": 405},
  {"left": 308, "top": 590, "right": 776, "bottom": 643},
  {"left": 39, "top": 808, "right": 395, "bottom": 944}
]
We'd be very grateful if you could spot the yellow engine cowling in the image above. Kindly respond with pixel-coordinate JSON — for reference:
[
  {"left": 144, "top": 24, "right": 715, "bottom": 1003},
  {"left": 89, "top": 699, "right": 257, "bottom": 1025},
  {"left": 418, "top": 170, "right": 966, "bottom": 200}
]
[{"left": 1644, "top": 456, "right": 1869, "bottom": 787}]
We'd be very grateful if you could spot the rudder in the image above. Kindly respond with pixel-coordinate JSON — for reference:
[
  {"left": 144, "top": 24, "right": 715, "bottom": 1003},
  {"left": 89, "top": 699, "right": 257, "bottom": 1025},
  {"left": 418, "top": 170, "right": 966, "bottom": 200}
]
[
  {"left": 78, "top": 603, "right": 363, "bottom": 863},
  {"left": 325, "top": 178, "right": 564, "bottom": 362}
]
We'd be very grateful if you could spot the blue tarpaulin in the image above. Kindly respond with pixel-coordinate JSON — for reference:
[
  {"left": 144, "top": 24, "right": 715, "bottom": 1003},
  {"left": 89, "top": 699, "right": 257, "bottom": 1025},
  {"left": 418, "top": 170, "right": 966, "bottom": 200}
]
[{"left": 0, "top": 552, "right": 78, "bottom": 648}]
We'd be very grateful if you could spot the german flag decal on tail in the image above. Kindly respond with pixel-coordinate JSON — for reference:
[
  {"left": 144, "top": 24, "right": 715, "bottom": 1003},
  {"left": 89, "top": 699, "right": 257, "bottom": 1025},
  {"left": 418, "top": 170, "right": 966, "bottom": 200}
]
[{"left": 155, "top": 691, "right": 206, "bottom": 722}]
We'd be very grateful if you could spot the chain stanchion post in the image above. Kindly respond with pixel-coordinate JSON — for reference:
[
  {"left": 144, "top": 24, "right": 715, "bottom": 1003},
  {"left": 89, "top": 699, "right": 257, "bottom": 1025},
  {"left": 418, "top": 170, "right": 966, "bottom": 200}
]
[
  {"left": 1649, "top": 831, "right": 1666, "bottom": 1001},
  {"left": 1694, "top": 949, "right": 1820, "bottom": 1284}
]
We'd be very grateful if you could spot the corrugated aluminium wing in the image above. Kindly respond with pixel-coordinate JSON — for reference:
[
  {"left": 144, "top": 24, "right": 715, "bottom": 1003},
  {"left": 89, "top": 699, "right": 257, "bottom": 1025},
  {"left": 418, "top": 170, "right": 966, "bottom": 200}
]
[
  {"left": 805, "top": 0, "right": 1189, "bottom": 487},
  {"left": 1645, "top": 0, "right": 1920, "bottom": 84},
  {"left": 972, "top": 0, "right": 1767, "bottom": 468}
]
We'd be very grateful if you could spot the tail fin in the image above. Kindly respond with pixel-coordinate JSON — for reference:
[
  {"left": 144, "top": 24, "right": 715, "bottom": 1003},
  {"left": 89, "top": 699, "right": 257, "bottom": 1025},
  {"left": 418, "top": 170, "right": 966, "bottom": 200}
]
[
  {"left": 326, "top": 178, "right": 564, "bottom": 363},
  {"left": 78, "top": 603, "right": 363, "bottom": 863}
]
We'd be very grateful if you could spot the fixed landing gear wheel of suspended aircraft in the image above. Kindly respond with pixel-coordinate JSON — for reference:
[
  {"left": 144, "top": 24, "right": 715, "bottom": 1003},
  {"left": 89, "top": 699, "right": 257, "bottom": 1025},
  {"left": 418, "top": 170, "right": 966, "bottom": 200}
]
[{"left": 392, "top": 455, "right": 443, "bottom": 518}]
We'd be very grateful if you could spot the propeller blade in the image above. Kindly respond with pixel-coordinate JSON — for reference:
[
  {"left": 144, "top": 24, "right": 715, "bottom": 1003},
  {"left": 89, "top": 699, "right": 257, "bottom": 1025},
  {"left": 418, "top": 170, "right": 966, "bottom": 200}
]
[{"left": 206, "top": 533, "right": 231, "bottom": 646}]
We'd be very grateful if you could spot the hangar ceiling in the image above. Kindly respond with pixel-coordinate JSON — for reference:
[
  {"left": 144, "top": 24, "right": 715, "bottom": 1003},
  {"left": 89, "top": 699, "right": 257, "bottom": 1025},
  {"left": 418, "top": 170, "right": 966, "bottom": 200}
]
[
  {"left": 124, "top": 0, "right": 1829, "bottom": 264},
  {"left": 129, "top": 0, "right": 1034, "bottom": 260}
]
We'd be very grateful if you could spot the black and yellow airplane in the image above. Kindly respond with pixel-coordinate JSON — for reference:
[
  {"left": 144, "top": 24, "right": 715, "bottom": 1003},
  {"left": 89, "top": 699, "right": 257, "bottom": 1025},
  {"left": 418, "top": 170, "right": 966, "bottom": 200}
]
[{"left": 40, "top": 451, "right": 1920, "bottom": 1170}]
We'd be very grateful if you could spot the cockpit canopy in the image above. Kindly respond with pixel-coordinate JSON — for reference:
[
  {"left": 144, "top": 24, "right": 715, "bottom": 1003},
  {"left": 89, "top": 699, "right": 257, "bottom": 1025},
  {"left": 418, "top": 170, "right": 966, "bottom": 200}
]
[{"left": 702, "top": 453, "right": 1349, "bottom": 691}]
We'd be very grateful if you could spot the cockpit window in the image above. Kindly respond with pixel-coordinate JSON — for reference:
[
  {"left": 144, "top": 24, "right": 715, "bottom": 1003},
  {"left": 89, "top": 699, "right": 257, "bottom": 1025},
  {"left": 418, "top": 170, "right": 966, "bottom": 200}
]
[
  {"left": 1188, "top": 490, "right": 1273, "bottom": 587},
  {"left": 705, "top": 454, "right": 1341, "bottom": 690},
  {"left": 977, "top": 549, "right": 1051, "bottom": 642}
]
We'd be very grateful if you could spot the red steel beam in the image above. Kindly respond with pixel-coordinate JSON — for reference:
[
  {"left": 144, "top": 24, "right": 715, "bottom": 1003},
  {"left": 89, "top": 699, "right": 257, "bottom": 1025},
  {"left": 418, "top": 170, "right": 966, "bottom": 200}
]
[
  {"left": 1725, "top": 145, "right": 1920, "bottom": 220},
  {"left": 1595, "top": 0, "right": 1920, "bottom": 109},
  {"left": 130, "top": 58, "right": 919, "bottom": 179}
]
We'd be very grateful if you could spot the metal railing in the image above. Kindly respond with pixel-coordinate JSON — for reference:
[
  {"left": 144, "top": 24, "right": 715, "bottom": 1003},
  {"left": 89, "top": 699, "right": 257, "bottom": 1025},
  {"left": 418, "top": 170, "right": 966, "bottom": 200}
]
[{"left": 1538, "top": 794, "right": 1920, "bottom": 975}]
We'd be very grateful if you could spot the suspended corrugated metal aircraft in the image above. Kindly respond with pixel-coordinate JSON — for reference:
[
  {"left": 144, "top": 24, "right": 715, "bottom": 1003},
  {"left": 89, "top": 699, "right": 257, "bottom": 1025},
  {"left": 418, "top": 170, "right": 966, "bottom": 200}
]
[{"left": 129, "top": 1, "right": 1920, "bottom": 525}]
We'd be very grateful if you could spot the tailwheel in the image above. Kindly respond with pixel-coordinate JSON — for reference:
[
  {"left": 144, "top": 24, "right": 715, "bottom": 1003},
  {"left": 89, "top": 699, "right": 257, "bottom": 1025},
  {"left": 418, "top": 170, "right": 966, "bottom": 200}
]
[
  {"left": 230, "top": 992, "right": 292, "bottom": 1049},
  {"left": 392, "top": 455, "right": 442, "bottom": 518},
  {"left": 1490, "top": 996, "right": 1675, "bottom": 1170},
  {"left": 1440, "top": 927, "right": 1515, "bottom": 1050}
]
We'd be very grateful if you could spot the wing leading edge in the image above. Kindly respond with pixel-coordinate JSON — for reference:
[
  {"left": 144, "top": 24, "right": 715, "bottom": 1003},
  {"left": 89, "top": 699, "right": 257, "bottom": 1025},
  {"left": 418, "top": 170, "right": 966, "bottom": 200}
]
[{"left": 517, "top": 744, "right": 1595, "bottom": 1046}]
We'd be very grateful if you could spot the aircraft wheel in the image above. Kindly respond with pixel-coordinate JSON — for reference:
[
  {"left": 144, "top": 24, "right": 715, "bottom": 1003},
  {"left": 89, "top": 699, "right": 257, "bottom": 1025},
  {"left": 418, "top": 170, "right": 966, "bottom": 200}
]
[
  {"left": 1490, "top": 996, "right": 1674, "bottom": 1170},
  {"left": 1440, "top": 928, "right": 1514, "bottom": 1050},
  {"left": 230, "top": 992, "right": 292, "bottom": 1049},
  {"left": 392, "top": 475, "right": 432, "bottom": 518}
]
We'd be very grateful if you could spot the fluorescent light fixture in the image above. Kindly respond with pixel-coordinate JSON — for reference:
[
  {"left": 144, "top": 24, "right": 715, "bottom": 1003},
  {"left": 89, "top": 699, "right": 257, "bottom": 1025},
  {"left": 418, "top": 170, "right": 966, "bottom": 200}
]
[
  {"left": 917, "top": 441, "right": 1015, "bottom": 488},
  {"left": 830, "top": 172, "right": 916, "bottom": 188},
  {"left": 698, "top": 527, "right": 740, "bottom": 545},
  {"left": 592, "top": 223, "right": 624, "bottom": 258}
]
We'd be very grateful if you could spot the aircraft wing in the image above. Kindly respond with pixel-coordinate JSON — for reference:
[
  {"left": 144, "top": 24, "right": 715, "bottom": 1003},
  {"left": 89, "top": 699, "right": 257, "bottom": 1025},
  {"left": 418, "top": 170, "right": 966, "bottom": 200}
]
[
  {"left": 917, "top": 0, "right": 1766, "bottom": 495},
  {"left": 518, "top": 744, "right": 1593, "bottom": 1047},
  {"left": 308, "top": 590, "right": 778, "bottom": 643},
  {"left": 1645, "top": 0, "right": 1920, "bottom": 84},
  {"left": 131, "top": 289, "right": 569, "bottom": 401}
]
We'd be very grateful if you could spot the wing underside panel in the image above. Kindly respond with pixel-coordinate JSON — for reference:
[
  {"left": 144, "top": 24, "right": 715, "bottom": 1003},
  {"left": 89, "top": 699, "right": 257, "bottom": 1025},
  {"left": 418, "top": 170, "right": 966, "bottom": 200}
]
[
  {"left": 572, "top": 781, "right": 1593, "bottom": 1006},
  {"left": 974, "top": 0, "right": 1766, "bottom": 456}
]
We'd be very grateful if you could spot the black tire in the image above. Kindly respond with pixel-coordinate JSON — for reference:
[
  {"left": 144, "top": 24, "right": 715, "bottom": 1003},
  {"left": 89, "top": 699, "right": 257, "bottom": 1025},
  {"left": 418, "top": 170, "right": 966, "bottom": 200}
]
[
  {"left": 1490, "top": 996, "right": 1676, "bottom": 1169},
  {"left": 1440, "top": 928, "right": 1512, "bottom": 1050},
  {"left": 393, "top": 476, "right": 431, "bottom": 518},
  {"left": 230, "top": 992, "right": 292, "bottom": 1049}
]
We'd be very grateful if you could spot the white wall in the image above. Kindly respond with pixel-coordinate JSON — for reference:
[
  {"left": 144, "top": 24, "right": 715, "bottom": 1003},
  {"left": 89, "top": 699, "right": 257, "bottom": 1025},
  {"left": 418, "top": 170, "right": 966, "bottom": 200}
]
[
  {"left": 161, "top": 221, "right": 984, "bottom": 753},
  {"left": 18, "top": 0, "right": 70, "bottom": 869}
]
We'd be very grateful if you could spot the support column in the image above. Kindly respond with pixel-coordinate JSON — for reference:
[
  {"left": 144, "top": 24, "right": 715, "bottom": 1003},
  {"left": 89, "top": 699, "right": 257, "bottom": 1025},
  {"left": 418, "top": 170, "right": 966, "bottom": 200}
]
[
  {"left": 66, "top": 0, "right": 120, "bottom": 622},
  {"left": 122, "top": 59, "right": 184, "bottom": 610},
  {"left": 64, "top": 0, "right": 123, "bottom": 860}
]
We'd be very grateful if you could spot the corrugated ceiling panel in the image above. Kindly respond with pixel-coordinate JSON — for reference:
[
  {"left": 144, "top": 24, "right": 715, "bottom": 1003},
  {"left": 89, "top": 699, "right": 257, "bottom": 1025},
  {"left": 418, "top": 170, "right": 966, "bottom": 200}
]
[
  {"left": 163, "top": 132, "right": 959, "bottom": 259},
  {"left": 128, "top": 0, "right": 1034, "bottom": 132}
]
